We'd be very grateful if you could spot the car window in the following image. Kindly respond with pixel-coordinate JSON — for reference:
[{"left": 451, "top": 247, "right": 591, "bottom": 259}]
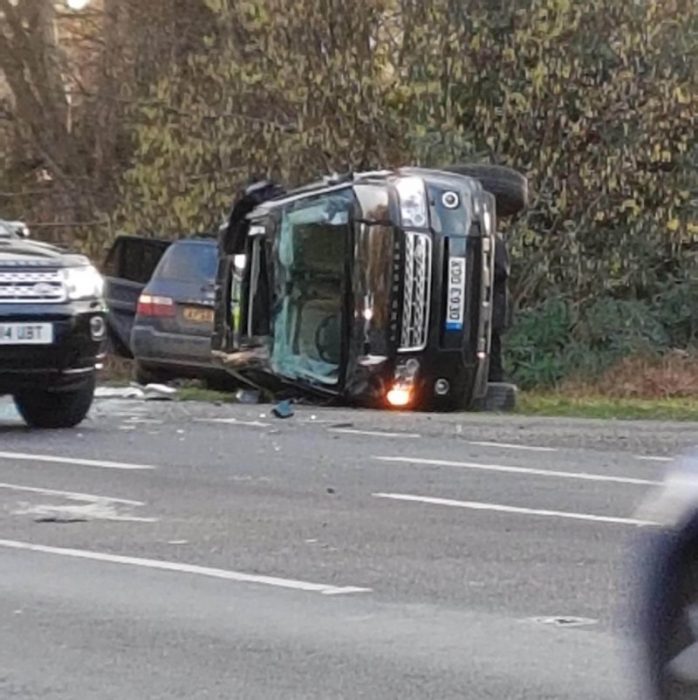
[
  {"left": 103, "top": 237, "right": 170, "bottom": 284},
  {"left": 154, "top": 242, "right": 218, "bottom": 282}
]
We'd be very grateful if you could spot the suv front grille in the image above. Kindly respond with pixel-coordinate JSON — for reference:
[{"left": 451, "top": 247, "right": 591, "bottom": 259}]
[
  {"left": 399, "top": 232, "right": 432, "bottom": 352},
  {"left": 0, "top": 268, "right": 66, "bottom": 303}
]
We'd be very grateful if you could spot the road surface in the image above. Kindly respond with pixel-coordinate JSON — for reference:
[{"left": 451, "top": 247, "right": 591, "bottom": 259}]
[{"left": 2, "top": 396, "right": 697, "bottom": 699}]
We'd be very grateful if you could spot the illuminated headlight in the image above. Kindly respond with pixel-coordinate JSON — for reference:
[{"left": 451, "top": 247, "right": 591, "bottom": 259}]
[
  {"left": 396, "top": 177, "right": 428, "bottom": 228},
  {"left": 387, "top": 358, "right": 420, "bottom": 408},
  {"left": 62, "top": 265, "right": 104, "bottom": 300}
]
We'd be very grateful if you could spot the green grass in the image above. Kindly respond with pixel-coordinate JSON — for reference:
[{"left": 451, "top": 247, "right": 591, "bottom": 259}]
[
  {"left": 176, "top": 386, "right": 236, "bottom": 403},
  {"left": 518, "top": 393, "right": 698, "bottom": 421}
]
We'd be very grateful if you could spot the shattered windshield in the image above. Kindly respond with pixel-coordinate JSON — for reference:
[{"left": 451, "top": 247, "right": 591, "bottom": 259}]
[{"left": 270, "top": 189, "right": 353, "bottom": 386}]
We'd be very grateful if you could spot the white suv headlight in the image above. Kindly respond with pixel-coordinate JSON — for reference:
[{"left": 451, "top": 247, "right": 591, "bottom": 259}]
[
  {"left": 62, "top": 265, "right": 104, "bottom": 301},
  {"left": 396, "top": 177, "right": 428, "bottom": 228}
]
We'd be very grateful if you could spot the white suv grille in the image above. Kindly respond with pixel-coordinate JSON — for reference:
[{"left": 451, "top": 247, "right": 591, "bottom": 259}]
[
  {"left": 399, "top": 232, "right": 431, "bottom": 351},
  {"left": 0, "top": 268, "right": 66, "bottom": 303}
]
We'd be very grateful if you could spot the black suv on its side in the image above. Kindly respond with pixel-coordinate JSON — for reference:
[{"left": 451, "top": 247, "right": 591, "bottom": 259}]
[
  {"left": 213, "top": 165, "right": 526, "bottom": 411},
  {"left": 0, "top": 220, "right": 106, "bottom": 428}
]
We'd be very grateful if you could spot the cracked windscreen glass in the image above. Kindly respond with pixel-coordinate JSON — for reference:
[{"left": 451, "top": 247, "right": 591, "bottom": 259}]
[{"left": 270, "top": 189, "right": 353, "bottom": 386}]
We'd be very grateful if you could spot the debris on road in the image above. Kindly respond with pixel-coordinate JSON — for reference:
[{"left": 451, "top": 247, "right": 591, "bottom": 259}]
[
  {"left": 95, "top": 383, "right": 178, "bottom": 401},
  {"left": 272, "top": 400, "right": 295, "bottom": 419},
  {"left": 35, "top": 514, "right": 88, "bottom": 524},
  {"left": 235, "top": 388, "right": 262, "bottom": 404},
  {"left": 142, "top": 383, "right": 178, "bottom": 401},
  {"left": 528, "top": 616, "right": 598, "bottom": 628},
  {"left": 95, "top": 386, "right": 145, "bottom": 400}
]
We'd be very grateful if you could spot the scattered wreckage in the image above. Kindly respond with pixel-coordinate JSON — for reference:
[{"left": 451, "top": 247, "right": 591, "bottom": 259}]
[{"left": 210, "top": 165, "right": 527, "bottom": 411}]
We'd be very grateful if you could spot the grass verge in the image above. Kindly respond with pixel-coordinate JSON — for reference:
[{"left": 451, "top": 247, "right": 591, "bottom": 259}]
[
  {"left": 176, "top": 386, "right": 236, "bottom": 403},
  {"left": 518, "top": 393, "right": 698, "bottom": 421}
]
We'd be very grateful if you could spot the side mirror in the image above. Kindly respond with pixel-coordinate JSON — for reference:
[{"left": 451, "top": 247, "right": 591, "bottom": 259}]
[
  {"left": 0, "top": 220, "right": 30, "bottom": 238},
  {"left": 11, "top": 221, "right": 30, "bottom": 238}
]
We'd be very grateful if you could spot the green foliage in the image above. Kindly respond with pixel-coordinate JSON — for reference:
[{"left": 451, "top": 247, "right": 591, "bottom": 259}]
[
  {"left": 119, "top": 0, "right": 696, "bottom": 294},
  {"left": 118, "top": 0, "right": 411, "bottom": 235},
  {"left": 507, "top": 281, "right": 698, "bottom": 389}
]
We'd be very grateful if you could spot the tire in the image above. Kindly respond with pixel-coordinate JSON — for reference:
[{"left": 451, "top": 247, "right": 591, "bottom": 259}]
[
  {"left": 443, "top": 164, "right": 528, "bottom": 218},
  {"left": 134, "top": 361, "right": 167, "bottom": 386},
  {"left": 14, "top": 374, "right": 96, "bottom": 429},
  {"left": 472, "top": 382, "right": 518, "bottom": 413}
]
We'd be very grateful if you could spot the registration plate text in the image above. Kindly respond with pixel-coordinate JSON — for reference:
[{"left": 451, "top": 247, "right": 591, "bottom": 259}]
[
  {"left": 0, "top": 322, "right": 54, "bottom": 345},
  {"left": 445, "top": 257, "right": 466, "bottom": 331}
]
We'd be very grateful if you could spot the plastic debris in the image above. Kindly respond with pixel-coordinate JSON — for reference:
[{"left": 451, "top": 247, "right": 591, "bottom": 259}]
[
  {"left": 95, "top": 386, "right": 145, "bottom": 400},
  {"left": 142, "top": 383, "right": 177, "bottom": 401},
  {"left": 235, "top": 388, "right": 262, "bottom": 404},
  {"left": 94, "top": 383, "right": 177, "bottom": 401},
  {"left": 272, "top": 399, "right": 295, "bottom": 419}
]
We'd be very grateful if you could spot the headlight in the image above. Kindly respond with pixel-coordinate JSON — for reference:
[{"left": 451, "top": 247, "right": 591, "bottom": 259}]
[
  {"left": 395, "top": 177, "right": 428, "bottom": 228},
  {"left": 62, "top": 265, "right": 104, "bottom": 301}
]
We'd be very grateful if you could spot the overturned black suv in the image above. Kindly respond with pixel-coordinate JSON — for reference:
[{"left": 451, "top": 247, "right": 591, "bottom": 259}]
[
  {"left": 212, "top": 165, "right": 526, "bottom": 411},
  {"left": 0, "top": 220, "right": 106, "bottom": 428}
]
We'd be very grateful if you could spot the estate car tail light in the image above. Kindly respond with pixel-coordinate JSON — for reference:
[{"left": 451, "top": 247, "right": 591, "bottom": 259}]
[{"left": 137, "top": 294, "right": 175, "bottom": 318}]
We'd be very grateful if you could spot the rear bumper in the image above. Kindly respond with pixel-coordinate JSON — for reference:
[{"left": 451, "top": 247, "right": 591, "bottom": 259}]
[
  {"left": 131, "top": 325, "right": 214, "bottom": 369},
  {"left": 0, "top": 304, "right": 106, "bottom": 393}
]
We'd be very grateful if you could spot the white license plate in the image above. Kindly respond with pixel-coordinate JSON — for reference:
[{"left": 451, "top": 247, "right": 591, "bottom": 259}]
[
  {"left": 0, "top": 322, "right": 54, "bottom": 345},
  {"left": 445, "top": 257, "right": 466, "bottom": 331}
]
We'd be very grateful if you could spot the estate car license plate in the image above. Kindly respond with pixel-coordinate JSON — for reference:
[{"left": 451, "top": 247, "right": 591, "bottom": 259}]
[
  {"left": 182, "top": 306, "right": 214, "bottom": 324},
  {"left": 0, "top": 322, "right": 54, "bottom": 345},
  {"left": 445, "top": 257, "right": 466, "bottom": 331}
]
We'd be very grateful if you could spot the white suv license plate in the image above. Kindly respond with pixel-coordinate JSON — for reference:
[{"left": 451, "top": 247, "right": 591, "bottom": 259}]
[
  {"left": 0, "top": 322, "right": 54, "bottom": 345},
  {"left": 445, "top": 257, "right": 466, "bottom": 331}
]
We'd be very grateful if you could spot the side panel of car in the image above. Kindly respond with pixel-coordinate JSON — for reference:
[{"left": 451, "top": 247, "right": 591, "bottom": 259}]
[
  {"left": 130, "top": 240, "right": 220, "bottom": 372},
  {"left": 102, "top": 236, "right": 171, "bottom": 357}
]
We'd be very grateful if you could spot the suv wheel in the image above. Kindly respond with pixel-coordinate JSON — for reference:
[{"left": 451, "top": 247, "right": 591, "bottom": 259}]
[
  {"left": 442, "top": 164, "right": 528, "bottom": 218},
  {"left": 14, "top": 374, "right": 96, "bottom": 429}
]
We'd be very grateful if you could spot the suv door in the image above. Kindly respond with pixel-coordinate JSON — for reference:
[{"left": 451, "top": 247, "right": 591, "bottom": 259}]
[{"left": 102, "top": 236, "right": 171, "bottom": 357}]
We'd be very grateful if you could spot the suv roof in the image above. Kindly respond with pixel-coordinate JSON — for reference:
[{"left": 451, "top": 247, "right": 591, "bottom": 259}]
[{"left": 251, "top": 167, "right": 477, "bottom": 214}]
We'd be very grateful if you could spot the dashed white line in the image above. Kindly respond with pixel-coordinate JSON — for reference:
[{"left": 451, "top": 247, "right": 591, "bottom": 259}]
[
  {"left": 635, "top": 455, "right": 673, "bottom": 463},
  {"left": 373, "top": 493, "right": 656, "bottom": 527},
  {"left": 0, "top": 451, "right": 155, "bottom": 471},
  {"left": 0, "top": 482, "right": 144, "bottom": 506},
  {"left": 0, "top": 540, "right": 371, "bottom": 596},
  {"left": 467, "top": 441, "right": 557, "bottom": 453},
  {"left": 329, "top": 428, "right": 420, "bottom": 439},
  {"left": 373, "top": 456, "right": 660, "bottom": 486}
]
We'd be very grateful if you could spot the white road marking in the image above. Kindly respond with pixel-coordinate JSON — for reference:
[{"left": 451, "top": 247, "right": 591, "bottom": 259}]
[
  {"left": 373, "top": 492, "right": 656, "bottom": 527},
  {"left": 196, "top": 418, "right": 271, "bottom": 428},
  {"left": 329, "top": 428, "right": 420, "bottom": 439},
  {"left": 373, "top": 455, "right": 660, "bottom": 486},
  {"left": 0, "top": 539, "right": 371, "bottom": 595},
  {"left": 0, "top": 482, "right": 143, "bottom": 506},
  {"left": 635, "top": 455, "right": 673, "bottom": 463},
  {"left": 0, "top": 451, "right": 155, "bottom": 471},
  {"left": 467, "top": 440, "right": 557, "bottom": 452}
]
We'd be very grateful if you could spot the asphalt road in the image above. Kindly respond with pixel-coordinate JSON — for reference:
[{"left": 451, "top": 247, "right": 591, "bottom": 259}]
[{"left": 2, "top": 396, "right": 698, "bottom": 699}]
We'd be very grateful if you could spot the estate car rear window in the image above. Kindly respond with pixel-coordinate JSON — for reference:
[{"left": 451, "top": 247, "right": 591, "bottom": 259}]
[{"left": 154, "top": 242, "right": 217, "bottom": 282}]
